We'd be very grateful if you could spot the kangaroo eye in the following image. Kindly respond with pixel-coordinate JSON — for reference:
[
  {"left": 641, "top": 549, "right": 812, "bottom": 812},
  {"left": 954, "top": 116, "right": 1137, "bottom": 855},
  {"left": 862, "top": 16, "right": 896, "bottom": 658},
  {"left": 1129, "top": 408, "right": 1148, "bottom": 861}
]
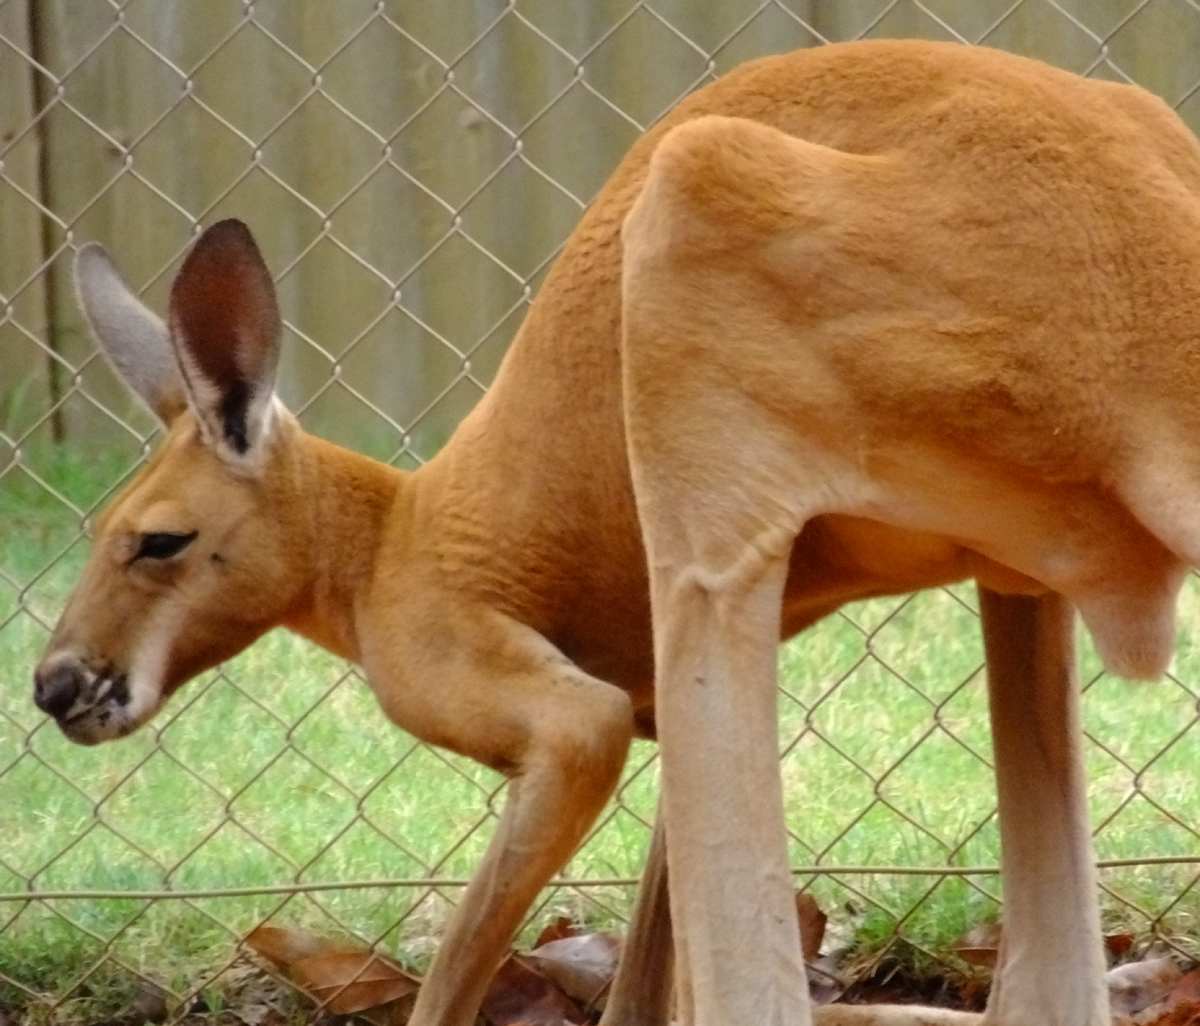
[{"left": 135, "top": 532, "right": 198, "bottom": 561}]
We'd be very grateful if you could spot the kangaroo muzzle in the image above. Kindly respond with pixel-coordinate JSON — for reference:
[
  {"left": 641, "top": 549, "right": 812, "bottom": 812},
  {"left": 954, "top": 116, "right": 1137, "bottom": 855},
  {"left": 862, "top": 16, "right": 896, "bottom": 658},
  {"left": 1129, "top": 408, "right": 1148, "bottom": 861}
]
[{"left": 33, "top": 651, "right": 134, "bottom": 745}]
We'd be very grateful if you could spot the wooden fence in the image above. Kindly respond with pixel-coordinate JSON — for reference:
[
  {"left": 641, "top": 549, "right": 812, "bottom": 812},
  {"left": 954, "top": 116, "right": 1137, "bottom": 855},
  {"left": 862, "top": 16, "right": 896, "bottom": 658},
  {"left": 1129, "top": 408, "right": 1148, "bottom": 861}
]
[{"left": 3, "top": 0, "right": 1199, "bottom": 465}]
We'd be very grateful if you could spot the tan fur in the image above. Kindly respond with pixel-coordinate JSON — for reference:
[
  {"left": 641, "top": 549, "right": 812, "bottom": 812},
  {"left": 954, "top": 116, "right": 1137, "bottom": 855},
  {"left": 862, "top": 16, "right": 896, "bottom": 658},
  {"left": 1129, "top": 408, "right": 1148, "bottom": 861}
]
[{"left": 36, "top": 40, "right": 1200, "bottom": 1026}]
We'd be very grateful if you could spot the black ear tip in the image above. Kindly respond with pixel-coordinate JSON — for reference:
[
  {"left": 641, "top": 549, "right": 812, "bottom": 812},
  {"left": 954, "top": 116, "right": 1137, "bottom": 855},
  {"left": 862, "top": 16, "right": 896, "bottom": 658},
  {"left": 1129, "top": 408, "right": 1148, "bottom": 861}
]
[
  {"left": 181, "top": 220, "right": 270, "bottom": 284},
  {"left": 208, "top": 217, "right": 252, "bottom": 235},
  {"left": 198, "top": 218, "right": 259, "bottom": 250}
]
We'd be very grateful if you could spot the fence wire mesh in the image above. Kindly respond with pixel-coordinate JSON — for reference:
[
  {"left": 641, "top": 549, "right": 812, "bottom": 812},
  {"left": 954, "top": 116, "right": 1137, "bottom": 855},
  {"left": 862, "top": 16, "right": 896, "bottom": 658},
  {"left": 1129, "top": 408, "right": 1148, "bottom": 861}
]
[{"left": 2, "top": 0, "right": 1200, "bottom": 1020}]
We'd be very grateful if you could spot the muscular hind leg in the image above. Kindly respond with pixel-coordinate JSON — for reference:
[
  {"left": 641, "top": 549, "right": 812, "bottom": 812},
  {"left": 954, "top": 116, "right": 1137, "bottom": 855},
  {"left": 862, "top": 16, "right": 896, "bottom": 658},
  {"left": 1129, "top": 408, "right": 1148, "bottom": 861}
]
[
  {"left": 620, "top": 112, "right": 994, "bottom": 1026},
  {"left": 641, "top": 510, "right": 809, "bottom": 1026},
  {"left": 622, "top": 317, "right": 829, "bottom": 1025},
  {"left": 979, "top": 588, "right": 1108, "bottom": 1026}
]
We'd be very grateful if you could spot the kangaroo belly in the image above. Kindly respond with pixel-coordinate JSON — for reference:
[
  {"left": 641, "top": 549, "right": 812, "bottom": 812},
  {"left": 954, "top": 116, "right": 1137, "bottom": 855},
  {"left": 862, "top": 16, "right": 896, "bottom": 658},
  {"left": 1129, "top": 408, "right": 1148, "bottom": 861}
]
[{"left": 848, "top": 448, "right": 1190, "bottom": 681}]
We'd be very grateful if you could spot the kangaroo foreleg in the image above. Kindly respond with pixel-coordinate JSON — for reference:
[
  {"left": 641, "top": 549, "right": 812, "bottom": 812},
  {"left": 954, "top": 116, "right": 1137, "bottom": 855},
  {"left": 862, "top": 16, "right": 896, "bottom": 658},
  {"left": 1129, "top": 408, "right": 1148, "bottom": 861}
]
[{"left": 396, "top": 632, "right": 635, "bottom": 1026}]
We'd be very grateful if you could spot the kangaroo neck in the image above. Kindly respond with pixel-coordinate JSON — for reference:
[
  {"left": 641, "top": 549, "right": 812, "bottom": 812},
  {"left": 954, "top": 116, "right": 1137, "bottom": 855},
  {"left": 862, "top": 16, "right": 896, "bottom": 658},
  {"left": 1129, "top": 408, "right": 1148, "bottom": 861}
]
[
  {"left": 281, "top": 431, "right": 404, "bottom": 662},
  {"left": 414, "top": 211, "right": 653, "bottom": 684}
]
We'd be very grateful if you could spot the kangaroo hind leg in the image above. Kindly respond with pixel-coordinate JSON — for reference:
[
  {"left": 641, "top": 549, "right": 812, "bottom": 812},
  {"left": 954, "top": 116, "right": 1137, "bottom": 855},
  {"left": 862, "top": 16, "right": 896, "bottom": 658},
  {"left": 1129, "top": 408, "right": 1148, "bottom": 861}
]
[{"left": 621, "top": 114, "right": 895, "bottom": 1026}]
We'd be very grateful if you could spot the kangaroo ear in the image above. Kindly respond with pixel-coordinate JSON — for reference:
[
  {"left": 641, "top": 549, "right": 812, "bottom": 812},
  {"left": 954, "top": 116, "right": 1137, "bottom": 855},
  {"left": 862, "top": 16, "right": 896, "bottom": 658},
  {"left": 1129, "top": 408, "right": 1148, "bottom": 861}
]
[
  {"left": 74, "top": 244, "right": 188, "bottom": 424},
  {"left": 167, "top": 219, "right": 281, "bottom": 459}
]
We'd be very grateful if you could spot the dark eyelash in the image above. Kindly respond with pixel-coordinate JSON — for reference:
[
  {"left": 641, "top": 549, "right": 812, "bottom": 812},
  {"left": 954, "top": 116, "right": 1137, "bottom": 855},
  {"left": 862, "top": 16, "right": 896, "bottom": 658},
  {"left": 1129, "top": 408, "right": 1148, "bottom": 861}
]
[{"left": 135, "top": 531, "right": 198, "bottom": 561}]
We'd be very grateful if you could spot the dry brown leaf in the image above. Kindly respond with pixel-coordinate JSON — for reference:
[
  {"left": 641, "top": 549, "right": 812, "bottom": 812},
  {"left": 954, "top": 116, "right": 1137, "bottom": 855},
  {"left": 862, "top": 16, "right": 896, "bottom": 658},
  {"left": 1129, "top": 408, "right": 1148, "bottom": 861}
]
[
  {"left": 534, "top": 918, "right": 578, "bottom": 948},
  {"left": 1107, "top": 934, "right": 1137, "bottom": 960},
  {"left": 1136, "top": 998, "right": 1200, "bottom": 1026},
  {"left": 481, "top": 954, "right": 586, "bottom": 1026},
  {"left": 806, "top": 952, "right": 846, "bottom": 1006},
  {"left": 231, "top": 1004, "right": 277, "bottom": 1026},
  {"left": 951, "top": 922, "right": 1003, "bottom": 969},
  {"left": 1109, "top": 956, "right": 1183, "bottom": 1018},
  {"left": 246, "top": 925, "right": 359, "bottom": 967},
  {"left": 1169, "top": 969, "right": 1200, "bottom": 1008},
  {"left": 527, "top": 933, "right": 621, "bottom": 1008},
  {"left": 292, "top": 951, "right": 419, "bottom": 1014},
  {"left": 357, "top": 996, "right": 422, "bottom": 1026},
  {"left": 1161, "top": 969, "right": 1200, "bottom": 1012},
  {"left": 131, "top": 983, "right": 169, "bottom": 1024},
  {"left": 796, "top": 892, "right": 828, "bottom": 963},
  {"left": 245, "top": 924, "right": 419, "bottom": 1018},
  {"left": 498, "top": 1022, "right": 577, "bottom": 1026}
]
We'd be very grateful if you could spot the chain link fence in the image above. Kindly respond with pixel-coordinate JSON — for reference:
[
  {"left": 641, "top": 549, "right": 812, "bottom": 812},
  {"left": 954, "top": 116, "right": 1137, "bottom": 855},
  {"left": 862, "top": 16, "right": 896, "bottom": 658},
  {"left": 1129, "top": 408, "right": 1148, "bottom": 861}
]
[{"left": 3, "top": 0, "right": 1200, "bottom": 1020}]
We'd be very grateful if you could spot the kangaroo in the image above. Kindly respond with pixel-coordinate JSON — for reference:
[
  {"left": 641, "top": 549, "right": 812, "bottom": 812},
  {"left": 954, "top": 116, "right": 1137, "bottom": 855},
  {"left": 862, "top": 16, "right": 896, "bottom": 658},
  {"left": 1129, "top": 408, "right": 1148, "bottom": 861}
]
[{"left": 34, "top": 38, "right": 1200, "bottom": 1026}]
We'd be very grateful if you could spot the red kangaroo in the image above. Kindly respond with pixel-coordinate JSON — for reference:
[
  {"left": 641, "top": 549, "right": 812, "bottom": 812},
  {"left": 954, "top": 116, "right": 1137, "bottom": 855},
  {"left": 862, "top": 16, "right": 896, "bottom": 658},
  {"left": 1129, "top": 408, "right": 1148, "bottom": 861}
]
[{"left": 36, "top": 39, "right": 1200, "bottom": 1026}]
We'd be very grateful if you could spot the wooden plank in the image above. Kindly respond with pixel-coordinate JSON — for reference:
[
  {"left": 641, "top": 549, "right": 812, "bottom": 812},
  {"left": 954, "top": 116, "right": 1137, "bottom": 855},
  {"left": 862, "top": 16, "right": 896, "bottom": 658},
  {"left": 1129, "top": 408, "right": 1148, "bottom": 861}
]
[
  {"left": 0, "top": 0, "right": 52, "bottom": 447},
  {"left": 11, "top": 0, "right": 1200, "bottom": 457}
]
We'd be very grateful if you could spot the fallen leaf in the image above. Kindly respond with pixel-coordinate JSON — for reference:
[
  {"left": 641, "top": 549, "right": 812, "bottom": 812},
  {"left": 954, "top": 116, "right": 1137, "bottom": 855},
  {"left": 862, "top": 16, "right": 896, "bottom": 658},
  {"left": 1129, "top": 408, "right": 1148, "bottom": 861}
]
[
  {"left": 131, "top": 982, "right": 169, "bottom": 1023},
  {"left": 1109, "top": 956, "right": 1183, "bottom": 1018},
  {"left": 231, "top": 1003, "right": 276, "bottom": 1026},
  {"left": 834, "top": 953, "right": 988, "bottom": 1012},
  {"left": 246, "top": 924, "right": 419, "bottom": 1018},
  {"left": 358, "top": 996, "right": 421, "bottom": 1026},
  {"left": 951, "top": 922, "right": 1003, "bottom": 969},
  {"left": 219, "top": 959, "right": 294, "bottom": 1026},
  {"left": 293, "top": 950, "right": 419, "bottom": 1014},
  {"left": 481, "top": 955, "right": 586, "bottom": 1026},
  {"left": 1137, "top": 997, "right": 1200, "bottom": 1026},
  {"left": 1107, "top": 934, "right": 1137, "bottom": 960},
  {"left": 796, "top": 892, "right": 828, "bottom": 963},
  {"left": 499, "top": 1022, "right": 576, "bottom": 1026},
  {"left": 1169, "top": 969, "right": 1200, "bottom": 1008},
  {"left": 527, "top": 933, "right": 620, "bottom": 1009},
  {"left": 247, "top": 925, "right": 358, "bottom": 966},
  {"left": 806, "top": 952, "right": 846, "bottom": 1006},
  {"left": 534, "top": 918, "right": 578, "bottom": 948}
]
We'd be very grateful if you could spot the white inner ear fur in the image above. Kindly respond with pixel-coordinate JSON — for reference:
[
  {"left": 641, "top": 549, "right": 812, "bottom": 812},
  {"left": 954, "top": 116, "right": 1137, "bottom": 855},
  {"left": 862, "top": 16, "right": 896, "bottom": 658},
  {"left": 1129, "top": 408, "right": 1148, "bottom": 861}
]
[
  {"left": 74, "top": 244, "right": 184, "bottom": 423},
  {"left": 168, "top": 326, "right": 282, "bottom": 467},
  {"left": 221, "top": 393, "right": 284, "bottom": 476},
  {"left": 168, "top": 338, "right": 221, "bottom": 448},
  {"left": 244, "top": 380, "right": 282, "bottom": 449},
  {"left": 254, "top": 394, "right": 284, "bottom": 453}
]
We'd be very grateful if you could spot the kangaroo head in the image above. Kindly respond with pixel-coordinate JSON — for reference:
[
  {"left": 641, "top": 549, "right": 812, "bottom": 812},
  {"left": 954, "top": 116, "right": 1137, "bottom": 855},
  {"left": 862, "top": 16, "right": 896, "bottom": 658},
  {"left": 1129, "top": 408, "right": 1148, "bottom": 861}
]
[{"left": 34, "top": 220, "right": 312, "bottom": 744}]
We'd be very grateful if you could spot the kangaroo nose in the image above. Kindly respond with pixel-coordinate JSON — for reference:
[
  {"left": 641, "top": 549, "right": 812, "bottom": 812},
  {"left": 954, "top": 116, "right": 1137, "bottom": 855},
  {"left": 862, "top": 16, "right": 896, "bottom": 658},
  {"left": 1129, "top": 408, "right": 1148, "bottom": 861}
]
[{"left": 33, "top": 658, "right": 86, "bottom": 719}]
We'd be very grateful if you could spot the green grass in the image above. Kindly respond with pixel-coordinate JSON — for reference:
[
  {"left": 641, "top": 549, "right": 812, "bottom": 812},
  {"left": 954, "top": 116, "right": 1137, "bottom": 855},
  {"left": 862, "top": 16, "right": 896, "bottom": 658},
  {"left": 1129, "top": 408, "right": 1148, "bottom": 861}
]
[{"left": 2, "top": 446, "right": 1199, "bottom": 1020}]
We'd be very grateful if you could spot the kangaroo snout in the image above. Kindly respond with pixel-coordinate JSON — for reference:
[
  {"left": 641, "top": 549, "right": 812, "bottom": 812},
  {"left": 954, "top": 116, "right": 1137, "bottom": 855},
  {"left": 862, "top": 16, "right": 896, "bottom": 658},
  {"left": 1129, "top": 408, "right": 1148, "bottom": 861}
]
[
  {"left": 32, "top": 651, "right": 136, "bottom": 745},
  {"left": 33, "top": 655, "right": 88, "bottom": 719}
]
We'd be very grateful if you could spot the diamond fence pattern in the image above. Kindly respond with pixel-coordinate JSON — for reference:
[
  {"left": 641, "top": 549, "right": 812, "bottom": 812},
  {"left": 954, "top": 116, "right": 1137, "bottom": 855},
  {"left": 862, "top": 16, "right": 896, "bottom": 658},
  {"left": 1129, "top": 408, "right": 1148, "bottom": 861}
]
[{"left": 2, "top": 0, "right": 1200, "bottom": 1020}]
